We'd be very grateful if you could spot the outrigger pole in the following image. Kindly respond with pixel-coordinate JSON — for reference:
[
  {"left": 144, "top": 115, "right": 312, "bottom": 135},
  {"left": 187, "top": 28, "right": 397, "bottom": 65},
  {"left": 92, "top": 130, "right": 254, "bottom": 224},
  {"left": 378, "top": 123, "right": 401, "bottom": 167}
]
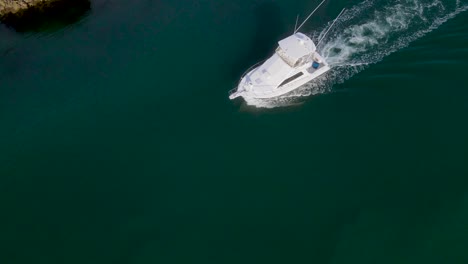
[
  {"left": 294, "top": 14, "right": 300, "bottom": 32},
  {"left": 294, "top": 0, "right": 327, "bottom": 34},
  {"left": 317, "top": 8, "right": 346, "bottom": 47}
]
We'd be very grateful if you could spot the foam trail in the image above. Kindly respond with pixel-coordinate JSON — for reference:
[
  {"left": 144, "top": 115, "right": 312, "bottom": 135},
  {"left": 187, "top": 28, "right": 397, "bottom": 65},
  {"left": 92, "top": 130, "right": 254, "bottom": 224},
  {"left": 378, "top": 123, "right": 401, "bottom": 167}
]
[{"left": 244, "top": 0, "right": 468, "bottom": 109}]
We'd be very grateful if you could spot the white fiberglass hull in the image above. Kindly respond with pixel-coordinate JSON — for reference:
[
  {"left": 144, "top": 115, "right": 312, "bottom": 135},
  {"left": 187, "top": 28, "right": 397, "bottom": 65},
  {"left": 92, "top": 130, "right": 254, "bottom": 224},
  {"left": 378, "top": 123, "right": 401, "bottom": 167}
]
[
  {"left": 229, "top": 32, "right": 332, "bottom": 100},
  {"left": 237, "top": 65, "right": 330, "bottom": 99},
  {"left": 230, "top": 63, "right": 330, "bottom": 100}
]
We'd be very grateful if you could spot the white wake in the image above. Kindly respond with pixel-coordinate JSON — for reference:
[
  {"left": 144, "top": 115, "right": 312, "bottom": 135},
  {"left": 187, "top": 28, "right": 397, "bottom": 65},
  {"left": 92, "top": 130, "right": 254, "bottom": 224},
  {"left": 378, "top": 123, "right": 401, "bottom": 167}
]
[{"left": 243, "top": 0, "right": 468, "bottom": 108}]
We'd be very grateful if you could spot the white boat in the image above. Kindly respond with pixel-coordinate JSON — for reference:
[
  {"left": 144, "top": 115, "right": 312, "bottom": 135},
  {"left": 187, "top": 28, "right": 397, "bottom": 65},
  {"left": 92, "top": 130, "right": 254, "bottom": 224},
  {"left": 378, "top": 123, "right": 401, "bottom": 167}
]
[{"left": 229, "top": 2, "right": 345, "bottom": 100}]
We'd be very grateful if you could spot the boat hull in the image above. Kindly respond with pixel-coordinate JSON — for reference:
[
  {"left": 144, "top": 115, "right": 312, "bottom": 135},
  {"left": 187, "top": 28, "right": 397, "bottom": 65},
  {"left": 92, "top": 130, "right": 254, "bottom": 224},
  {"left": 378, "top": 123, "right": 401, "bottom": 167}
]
[{"left": 230, "top": 65, "right": 330, "bottom": 100}]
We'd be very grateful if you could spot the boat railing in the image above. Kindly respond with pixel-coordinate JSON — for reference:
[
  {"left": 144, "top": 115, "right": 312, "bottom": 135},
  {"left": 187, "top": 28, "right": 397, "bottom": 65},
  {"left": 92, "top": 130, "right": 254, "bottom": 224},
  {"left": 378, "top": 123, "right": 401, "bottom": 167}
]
[
  {"left": 229, "top": 60, "right": 266, "bottom": 96},
  {"left": 228, "top": 87, "right": 238, "bottom": 96},
  {"left": 239, "top": 60, "right": 265, "bottom": 82}
]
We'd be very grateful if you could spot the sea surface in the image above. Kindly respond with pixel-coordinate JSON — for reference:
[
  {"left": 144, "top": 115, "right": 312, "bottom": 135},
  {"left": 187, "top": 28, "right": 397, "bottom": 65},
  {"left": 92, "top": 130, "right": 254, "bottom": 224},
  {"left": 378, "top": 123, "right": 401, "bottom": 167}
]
[{"left": 1, "top": 0, "right": 468, "bottom": 263}]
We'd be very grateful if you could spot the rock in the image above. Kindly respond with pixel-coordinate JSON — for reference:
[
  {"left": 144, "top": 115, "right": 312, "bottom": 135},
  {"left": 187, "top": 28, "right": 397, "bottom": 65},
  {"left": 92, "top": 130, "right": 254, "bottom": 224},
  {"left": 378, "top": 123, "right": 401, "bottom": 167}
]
[{"left": 0, "top": 0, "right": 91, "bottom": 32}]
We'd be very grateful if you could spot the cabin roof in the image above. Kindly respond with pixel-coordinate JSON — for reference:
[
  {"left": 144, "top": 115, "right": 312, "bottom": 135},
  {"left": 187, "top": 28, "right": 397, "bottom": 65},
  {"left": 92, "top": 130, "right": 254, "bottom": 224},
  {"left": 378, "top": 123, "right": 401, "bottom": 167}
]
[
  {"left": 249, "top": 54, "right": 291, "bottom": 87},
  {"left": 277, "top": 33, "right": 316, "bottom": 60}
]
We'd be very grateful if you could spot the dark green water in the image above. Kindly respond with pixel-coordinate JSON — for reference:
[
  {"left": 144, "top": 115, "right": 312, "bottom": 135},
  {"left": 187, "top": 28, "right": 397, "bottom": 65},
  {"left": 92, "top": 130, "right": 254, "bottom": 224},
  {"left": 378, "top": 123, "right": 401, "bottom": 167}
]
[{"left": 1, "top": 0, "right": 468, "bottom": 263}]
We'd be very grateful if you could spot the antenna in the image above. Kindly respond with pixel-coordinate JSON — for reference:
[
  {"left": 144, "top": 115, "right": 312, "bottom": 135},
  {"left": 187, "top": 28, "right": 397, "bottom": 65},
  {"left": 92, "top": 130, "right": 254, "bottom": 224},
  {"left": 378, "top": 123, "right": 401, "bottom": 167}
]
[
  {"left": 317, "top": 8, "right": 346, "bottom": 47},
  {"left": 294, "top": 0, "right": 327, "bottom": 34},
  {"left": 294, "top": 14, "right": 299, "bottom": 32}
]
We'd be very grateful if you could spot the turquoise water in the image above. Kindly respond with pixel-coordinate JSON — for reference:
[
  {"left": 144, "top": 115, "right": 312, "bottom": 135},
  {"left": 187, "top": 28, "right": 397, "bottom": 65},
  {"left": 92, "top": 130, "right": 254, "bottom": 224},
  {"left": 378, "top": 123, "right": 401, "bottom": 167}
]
[{"left": 1, "top": 0, "right": 468, "bottom": 263}]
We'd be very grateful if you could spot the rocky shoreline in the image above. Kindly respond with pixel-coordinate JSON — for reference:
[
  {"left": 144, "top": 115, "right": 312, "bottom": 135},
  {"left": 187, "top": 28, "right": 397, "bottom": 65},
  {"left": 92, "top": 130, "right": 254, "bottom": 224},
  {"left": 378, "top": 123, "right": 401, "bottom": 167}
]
[
  {"left": 0, "top": 0, "right": 49, "bottom": 17},
  {"left": 0, "top": 0, "right": 90, "bottom": 32}
]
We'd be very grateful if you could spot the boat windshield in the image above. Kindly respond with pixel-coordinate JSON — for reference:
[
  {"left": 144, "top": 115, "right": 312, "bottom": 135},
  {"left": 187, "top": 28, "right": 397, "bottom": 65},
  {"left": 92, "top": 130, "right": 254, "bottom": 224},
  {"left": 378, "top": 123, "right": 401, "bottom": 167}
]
[
  {"left": 275, "top": 47, "right": 311, "bottom": 68},
  {"left": 275, "top": 47, "right": 295, "bottom": 67}
]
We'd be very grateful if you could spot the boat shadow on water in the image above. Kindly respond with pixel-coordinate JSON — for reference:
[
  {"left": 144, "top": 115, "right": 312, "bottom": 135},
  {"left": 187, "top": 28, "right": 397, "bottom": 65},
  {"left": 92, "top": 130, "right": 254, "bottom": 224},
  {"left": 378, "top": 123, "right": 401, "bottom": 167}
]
[
  {"left": 230, "top": 2, "right": 288, "bottom": 82},
  {"left": 0, "top": 0, "right": 91, "bottom": 32},
  {"left": 229, "top": 1, "right": 292, "bottom": 111}
]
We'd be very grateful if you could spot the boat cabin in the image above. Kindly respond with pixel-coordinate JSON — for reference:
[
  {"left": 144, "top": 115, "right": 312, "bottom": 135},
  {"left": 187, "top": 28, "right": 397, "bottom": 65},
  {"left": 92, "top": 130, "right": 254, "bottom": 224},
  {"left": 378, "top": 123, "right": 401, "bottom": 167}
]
[
  {"left": 243, "top": 32, "right": 320, "bottom": 90},
  {"left": 275, "top": 33, "right": 317, "bottom": 67}
]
